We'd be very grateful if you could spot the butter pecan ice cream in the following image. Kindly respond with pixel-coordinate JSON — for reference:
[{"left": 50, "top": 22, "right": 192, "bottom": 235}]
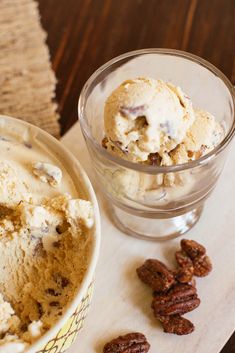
[
  {"left": 102, "top": 77, "right": 224, "bottom": 198},
  {"left": 104, "top": 77, "right": 195, "bottom": 162},
  {"left": 0, "top": 124, "right": 94, "bottom": 352}
]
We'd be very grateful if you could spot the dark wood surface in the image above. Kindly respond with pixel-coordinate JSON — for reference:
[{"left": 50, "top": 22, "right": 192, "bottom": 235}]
[{"left": 38, "top": 0, "right": 234, "bottom": 352}]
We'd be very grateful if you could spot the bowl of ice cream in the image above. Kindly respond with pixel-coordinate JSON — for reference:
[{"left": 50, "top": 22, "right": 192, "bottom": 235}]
[
  {"left": 79, "top": 48, "right": 234, "bottom": 240},
  {"left": 0, "top": 115, "right": 100, "bottom": 353}
]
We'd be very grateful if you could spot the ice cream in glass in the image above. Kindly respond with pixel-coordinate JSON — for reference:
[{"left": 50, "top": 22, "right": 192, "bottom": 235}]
[{"left": 79, "top": 49, "right": 234, "bottom": 240}]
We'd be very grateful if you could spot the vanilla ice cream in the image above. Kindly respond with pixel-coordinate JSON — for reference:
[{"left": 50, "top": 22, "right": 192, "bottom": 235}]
[{"left": 0, "top": 123, "right": 94, "bottom": 351}]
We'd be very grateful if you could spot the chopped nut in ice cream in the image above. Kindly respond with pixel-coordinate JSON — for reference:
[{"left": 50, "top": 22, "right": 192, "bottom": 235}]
[{"left": 32, "top": 162, "right": 62, "bottom": 186}]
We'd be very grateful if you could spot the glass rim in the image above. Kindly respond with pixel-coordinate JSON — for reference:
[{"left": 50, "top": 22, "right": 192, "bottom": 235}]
[{"left": 78, "top": 48, "right": 235, "bottom": 174}]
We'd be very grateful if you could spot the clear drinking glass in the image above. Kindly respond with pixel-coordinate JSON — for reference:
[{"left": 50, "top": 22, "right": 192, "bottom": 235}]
[{"left": 78, "top": 49, "right": 234, "bottom": 240}]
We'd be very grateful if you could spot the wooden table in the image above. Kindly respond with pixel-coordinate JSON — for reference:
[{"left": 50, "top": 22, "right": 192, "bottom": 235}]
[{"left": 38, "top": 1, "right": 235, "bottom": 352}]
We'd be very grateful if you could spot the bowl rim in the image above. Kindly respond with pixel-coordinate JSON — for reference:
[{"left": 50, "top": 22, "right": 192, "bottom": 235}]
[
  {"left": 0, "top": 115, "right": 101, "bottom": 353},
  {"left": 78, "top": 48, "right": 235, "bottom": 174}
]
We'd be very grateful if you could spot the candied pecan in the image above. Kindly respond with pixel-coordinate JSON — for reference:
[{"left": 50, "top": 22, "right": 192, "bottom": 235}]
[
  {"left": 174, "top": 266, "right": 194, "bottom": 284},
  {"left": 181, "top": 239, "right": 206, "bottom": 259},
  {"left": 193, "top": 255, "right": 212, "bottom": 277},
  {"left": 161, "top": 315, "right": 194, "bottom": 335},
  {"left": 136, "top": 259, "right": 175, "bottom": 292},
  {"left": 152, "top": 283, "right": 200, "bottom": 317},
  {"left": 103, "top": 332, "right": 150, "bottom": 353},
  {"left": 175, "top": 250, "right": 193, "bottom": 268}
]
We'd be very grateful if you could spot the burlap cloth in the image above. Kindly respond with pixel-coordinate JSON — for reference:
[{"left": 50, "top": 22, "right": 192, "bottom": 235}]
[{"left": 0, "top": 0, "right": 60, "bottom": 137}]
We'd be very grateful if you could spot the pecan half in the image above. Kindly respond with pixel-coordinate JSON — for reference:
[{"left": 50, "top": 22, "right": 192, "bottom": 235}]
[
  {"left": 103, "top": 332, "right": 150, "bottom": 353},
  {"left": 152, "top": 283, "right": 200, "bottom": 318},
  {"left": 174, "top": 266, "right": 194, "bottom": 284},
  {"left": 175, "top": 250, "right": 193, "bottom": 268},
  {"left": 181, "top": 239, "right": 206, "bottom": 259},
  {"left": 161, "top": 315, "right": 194, "bottom": 335},
  {"left": 193, "top": 255, "right": 212, "bottom": 277},
  {"left": 136, "top": 259, "right": 175, "bottom": 292}
]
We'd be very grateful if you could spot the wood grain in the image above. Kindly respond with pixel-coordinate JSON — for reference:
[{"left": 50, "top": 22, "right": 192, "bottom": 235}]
[
  {"left": 38, "top": 0, "right": 235, "bottom": 135},
  {"left": 38, "top": 1, "right": 235, "bottom": 352}
]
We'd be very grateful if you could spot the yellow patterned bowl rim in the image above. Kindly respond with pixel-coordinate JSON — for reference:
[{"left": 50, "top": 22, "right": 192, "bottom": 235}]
[{"left": 0, "top": 115, "right": 101, "bottom": 353}]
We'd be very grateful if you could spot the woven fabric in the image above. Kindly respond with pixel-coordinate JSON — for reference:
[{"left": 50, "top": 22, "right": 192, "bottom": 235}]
[{"left": 0, "top": 0, "right": 60, "bottom": 137}]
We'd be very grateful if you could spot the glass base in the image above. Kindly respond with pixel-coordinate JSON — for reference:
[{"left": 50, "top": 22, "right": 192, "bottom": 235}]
[{"left": 111, "top": 206, "right": 203, "bottom": 241}]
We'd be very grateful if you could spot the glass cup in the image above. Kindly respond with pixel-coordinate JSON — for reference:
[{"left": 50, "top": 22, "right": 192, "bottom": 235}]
[{"left": 78, "top": 49, "right": 234, "bottom": 240}]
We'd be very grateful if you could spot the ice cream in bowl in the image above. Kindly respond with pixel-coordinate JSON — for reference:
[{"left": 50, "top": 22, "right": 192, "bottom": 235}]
[
  {"left": 79, "top": 49, "right": 234, "bottom": 240},
  {"left": 0, "top": 115, "right": 100, "bottom": 353}
]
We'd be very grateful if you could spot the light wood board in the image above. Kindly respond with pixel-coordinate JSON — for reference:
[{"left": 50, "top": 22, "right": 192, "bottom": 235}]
[{"left": 62, "top": 122, "right": 235, "bottom": 353}]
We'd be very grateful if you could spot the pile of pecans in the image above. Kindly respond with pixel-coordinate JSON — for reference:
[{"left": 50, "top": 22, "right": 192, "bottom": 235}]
[
  {"left": 103, "top": 239, "right": 212, "bottom": 353},
  {"left": 136, "top": 239, "right": 212, "bottom": 335}
]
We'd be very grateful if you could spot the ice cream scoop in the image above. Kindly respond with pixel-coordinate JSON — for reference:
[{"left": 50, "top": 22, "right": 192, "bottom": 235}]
[
  {"left": 182, "top": 109, "right": 224, "bottom": 159},
  {"left": 104, "top": 77, "right": 195, "bottom": 162},
  {"left": 102, "top": 77, "right": 225, "bottom": 199},
  {"left": 103, "top": 78, "right": 224, "bottom": 168}
]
